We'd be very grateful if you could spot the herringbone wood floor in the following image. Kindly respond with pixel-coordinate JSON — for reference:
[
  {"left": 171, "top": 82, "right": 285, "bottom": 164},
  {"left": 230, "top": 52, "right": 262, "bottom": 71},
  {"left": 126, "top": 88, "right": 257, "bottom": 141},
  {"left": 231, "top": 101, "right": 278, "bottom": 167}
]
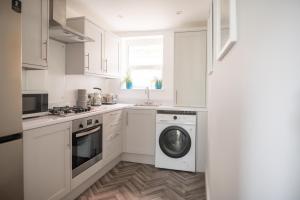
[{"left": 76, "top": 161, "right": 206, "bottom": 200}]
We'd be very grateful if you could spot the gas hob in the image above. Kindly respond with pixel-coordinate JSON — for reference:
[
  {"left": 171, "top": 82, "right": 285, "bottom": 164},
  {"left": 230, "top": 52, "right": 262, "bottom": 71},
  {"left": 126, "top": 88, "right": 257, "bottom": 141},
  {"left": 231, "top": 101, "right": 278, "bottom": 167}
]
[{"left": 49, "top": 106, "right": 91, "bottom": 117}]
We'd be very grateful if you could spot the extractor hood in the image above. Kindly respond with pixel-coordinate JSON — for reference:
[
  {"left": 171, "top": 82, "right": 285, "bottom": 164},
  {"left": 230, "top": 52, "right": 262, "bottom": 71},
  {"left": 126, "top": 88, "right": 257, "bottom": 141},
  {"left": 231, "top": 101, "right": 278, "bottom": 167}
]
[{"left": 49, "top": 0, "right": 94, "bottom": 43}]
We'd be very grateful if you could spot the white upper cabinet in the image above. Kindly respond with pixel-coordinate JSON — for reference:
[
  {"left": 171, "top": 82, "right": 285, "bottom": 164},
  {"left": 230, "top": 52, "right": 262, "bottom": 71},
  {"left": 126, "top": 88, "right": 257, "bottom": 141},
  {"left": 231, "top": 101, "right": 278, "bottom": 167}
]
[
  {"left": 174, "top": 31, "right": 207, "bottom": 107},
  {"left": 22, "top": 0, "right": 49, "bottom": 69},
  {"left": 66, "top": 17, "right": 103, "bottom": 75},
  {"left": 103, "top": 31, "right": 120, "bottom": 77}
]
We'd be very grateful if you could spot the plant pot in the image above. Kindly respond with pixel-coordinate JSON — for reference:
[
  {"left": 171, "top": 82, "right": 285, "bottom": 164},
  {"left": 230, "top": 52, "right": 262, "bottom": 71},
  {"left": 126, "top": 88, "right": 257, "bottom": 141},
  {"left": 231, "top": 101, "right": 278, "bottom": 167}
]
[
  {"left": 126, "top": 81, "right": 133, "bottom": 89},
  {"left": 155, "top": 81, "right": 162, "bottom": 89}
]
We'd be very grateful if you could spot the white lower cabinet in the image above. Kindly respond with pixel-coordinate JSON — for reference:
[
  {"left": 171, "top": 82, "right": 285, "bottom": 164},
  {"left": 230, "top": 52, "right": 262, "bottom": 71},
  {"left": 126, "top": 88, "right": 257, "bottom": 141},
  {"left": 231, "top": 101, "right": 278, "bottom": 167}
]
[
  {"left": 103, "top": 110, "right": 123, "bottom": 165},
  {"left": 24, "top": 122, "right": 71, "bottom": 200},
  {"left": 124, "top": 109, "right": 156, "bottom": 155}
]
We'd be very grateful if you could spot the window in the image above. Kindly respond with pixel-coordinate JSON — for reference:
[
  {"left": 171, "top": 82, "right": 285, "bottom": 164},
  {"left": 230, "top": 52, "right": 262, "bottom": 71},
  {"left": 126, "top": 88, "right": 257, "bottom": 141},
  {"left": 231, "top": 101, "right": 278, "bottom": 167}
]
[{"left": 121, "top": 35, "right": 163, "bottom": 90}]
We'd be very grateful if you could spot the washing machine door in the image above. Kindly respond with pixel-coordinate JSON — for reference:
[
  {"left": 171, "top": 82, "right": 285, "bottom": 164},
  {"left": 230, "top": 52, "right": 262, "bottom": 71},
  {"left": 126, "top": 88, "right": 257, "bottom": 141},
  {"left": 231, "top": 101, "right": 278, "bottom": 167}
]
[{"left": 159, "top": 126, "right": 191, "bottom": 158}]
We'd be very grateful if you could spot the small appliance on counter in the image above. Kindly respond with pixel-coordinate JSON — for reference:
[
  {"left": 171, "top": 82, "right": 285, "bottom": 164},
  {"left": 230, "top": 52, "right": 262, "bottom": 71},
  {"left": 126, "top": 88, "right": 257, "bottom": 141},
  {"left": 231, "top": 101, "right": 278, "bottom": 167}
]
[
  {"left": 102, "top": 93, "right": 118, "bottom": 105},
  {"left": 89, "top": 87, "right": 102, "bottom": 106},
  {"left": 22, "top": 91, "right": 49, "bottom": 118},
  {"left": 77, "top": 89, "right": 88, "bottom": 108}
]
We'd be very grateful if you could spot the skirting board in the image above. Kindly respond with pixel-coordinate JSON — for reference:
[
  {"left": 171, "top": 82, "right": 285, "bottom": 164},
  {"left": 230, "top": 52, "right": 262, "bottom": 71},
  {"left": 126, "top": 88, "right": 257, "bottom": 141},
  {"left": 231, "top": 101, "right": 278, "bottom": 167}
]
[
  {"left": 63, "top": 156, "right": 121, "bottom": 200},
  {"left": 121, "top": 153, "right": 155, "bottom": 165},
  {"left": 205, "top": 169, "right": 210, "bottom": 200}
]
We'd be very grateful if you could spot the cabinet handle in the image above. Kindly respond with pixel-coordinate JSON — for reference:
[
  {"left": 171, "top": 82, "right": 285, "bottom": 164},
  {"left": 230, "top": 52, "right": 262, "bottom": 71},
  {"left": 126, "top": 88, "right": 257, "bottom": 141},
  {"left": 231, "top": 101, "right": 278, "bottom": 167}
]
[
  {"left": 126, "top": 111, "right": 128, "bottom": 126},
  {"left": 43, "top": 40, "right": 48, "bottom": 62},
  {"left": 110, "top": 122, "right": 120, "bottom": 127},
  {"left": 110, "top": 112, "right": 120, "bottom": 116},
  {"left": 107, "top": 132, "right": 120, "bottom": 141},
  {"left": 85, "top": 53, "right": 90, "bottom": 70},
  {"left": 105, "top": 59, "right": 108, "bottom": 72},
  {"left": 175, "top": 90, "right": 178, "bottom": 104}
]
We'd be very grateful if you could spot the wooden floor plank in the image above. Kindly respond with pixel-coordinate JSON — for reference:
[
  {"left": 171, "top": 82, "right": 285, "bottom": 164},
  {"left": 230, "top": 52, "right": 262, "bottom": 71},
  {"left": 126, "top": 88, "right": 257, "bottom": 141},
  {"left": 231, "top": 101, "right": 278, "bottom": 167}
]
[{"left": 76, "top": 162, "right": 206, "bottom": 200}]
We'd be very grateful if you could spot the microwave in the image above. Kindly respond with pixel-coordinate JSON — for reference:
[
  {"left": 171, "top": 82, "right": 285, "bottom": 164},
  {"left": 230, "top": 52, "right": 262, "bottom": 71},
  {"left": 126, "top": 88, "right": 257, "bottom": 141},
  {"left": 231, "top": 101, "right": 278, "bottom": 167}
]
[{"left": 22, "top": 91, "right": 49, "bottom": 118}]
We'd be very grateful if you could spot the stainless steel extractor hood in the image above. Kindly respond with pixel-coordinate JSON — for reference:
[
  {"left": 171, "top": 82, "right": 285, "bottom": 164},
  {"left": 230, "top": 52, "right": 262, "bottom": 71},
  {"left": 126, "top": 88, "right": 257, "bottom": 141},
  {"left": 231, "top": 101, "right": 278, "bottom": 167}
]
[{"left": 49, "top": 0, "right": 94, "bottom": 43}]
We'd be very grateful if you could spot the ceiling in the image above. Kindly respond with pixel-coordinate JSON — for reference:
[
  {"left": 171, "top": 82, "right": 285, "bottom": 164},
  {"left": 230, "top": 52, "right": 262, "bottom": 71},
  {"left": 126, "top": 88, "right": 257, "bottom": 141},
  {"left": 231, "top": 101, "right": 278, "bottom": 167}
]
[{"left": 68, "top": 0, "right": 210, "bottom": 32}]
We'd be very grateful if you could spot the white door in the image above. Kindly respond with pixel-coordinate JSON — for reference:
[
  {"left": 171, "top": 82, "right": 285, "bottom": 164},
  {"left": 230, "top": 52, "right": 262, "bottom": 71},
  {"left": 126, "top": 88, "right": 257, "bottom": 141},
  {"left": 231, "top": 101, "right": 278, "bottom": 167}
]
[
  {"left": 22, "top": 0, "right": 48, "bottom": 68},
  {"left": 104, "top": 32, "right": 120, "bottom": 75},
  {"left": 174, "top": 31, "right": 207, "bottom": 107},
  {"left": 124, "top": 109, "right": 156, "bottom": 155},
  {"left": 84, "top": 20, "right": 103, "bottom": 75},
  {"left": 24, "top": 123, "right": 71, "bottom": 200}
]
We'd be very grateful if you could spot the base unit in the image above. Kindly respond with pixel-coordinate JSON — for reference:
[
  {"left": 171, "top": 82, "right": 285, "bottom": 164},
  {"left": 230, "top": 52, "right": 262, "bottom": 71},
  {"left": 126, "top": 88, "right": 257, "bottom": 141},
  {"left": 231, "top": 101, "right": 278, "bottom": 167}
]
[{"left": 24, "top": 122, "right": 71, "bottom": 200}]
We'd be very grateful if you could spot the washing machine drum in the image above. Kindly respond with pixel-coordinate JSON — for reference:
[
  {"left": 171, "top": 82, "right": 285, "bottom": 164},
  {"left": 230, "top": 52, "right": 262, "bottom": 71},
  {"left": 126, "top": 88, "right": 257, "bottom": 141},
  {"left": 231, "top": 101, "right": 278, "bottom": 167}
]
[{"left": 159, "top": 126, "right": 191, "bottom": 158}]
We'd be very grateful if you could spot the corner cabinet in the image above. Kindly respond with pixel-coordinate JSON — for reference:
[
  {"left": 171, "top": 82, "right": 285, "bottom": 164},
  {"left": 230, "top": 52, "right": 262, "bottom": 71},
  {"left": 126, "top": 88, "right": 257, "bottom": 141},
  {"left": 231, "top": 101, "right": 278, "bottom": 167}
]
[
  {"left": 66, "top": 17, "right": 104, "bottom": 75},
  {"left": 124, "top": 109, "right": 156, "bottom": 155},
  {"left": 103, "top": 31, "right": 121, "bottom": 77},
  {"left": 174, "top": 31, "right": 207, "bottom": 107},
  {"left": 24, "top": 122, "right": 71, "bottom": 200},
  {"left": 22, "top": 0, "right": 49, "bottom": 69}
]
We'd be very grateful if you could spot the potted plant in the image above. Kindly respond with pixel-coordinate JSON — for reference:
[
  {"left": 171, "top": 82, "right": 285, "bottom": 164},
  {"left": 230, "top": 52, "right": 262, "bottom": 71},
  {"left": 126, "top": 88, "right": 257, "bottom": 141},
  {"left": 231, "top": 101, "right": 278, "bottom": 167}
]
[
  {"left": 123, "top": 72, "right": 133, "bottom": 89},
  {"left": 154, "top": 78, "right": 162, "bottom": 89}
]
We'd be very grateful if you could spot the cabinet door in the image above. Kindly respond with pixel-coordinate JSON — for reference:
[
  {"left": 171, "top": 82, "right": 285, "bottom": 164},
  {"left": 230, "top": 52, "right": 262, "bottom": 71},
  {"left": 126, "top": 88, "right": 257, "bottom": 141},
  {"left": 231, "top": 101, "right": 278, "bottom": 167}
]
[
  {"left": 22, "top": 0, "right": 48, "bottom": 68},
  {"left": 24, "top": 123, "right": 71, "bottom": 200},
  {"left": 174, "top": 31, "right": 207, "bottom": 107},
  {"left": 103, "top": 111, "right": 123, "bottom": 164},
  {"left": 84, "top": 20, "right": 103, "bottom": 75},
  {"left": 124, "top": 109, "right": 156, "bottom": 155},
  {"left": 104, "top": 32, "right": 120, "bottom": 75}
]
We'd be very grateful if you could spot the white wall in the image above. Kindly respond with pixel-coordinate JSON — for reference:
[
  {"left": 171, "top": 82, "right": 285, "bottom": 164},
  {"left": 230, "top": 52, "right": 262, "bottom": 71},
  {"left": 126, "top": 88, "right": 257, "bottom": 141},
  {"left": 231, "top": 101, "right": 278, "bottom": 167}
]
[
  {"left": 22, "top": 40, "right": 109, "bottom": 107},
  {"left": 113, "top": 31, "right": 175, "bottom": 105},
  {"left": 207, "top": 0, "right": 300, "bottom": 200}
]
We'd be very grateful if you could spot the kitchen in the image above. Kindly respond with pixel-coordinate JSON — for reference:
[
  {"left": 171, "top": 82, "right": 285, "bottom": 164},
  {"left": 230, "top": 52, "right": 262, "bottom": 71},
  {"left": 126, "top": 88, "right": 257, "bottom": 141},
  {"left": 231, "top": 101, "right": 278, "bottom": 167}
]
[{"left": 1, "top": 0, "right": 300, "bottom": 200}]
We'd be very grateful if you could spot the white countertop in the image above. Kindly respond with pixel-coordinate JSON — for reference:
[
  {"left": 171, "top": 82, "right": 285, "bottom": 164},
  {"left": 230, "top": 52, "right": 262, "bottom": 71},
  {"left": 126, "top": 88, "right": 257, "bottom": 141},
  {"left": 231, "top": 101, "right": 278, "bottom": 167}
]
[{"left": 23, "top": 104, "right": 207, "bottom": 131}]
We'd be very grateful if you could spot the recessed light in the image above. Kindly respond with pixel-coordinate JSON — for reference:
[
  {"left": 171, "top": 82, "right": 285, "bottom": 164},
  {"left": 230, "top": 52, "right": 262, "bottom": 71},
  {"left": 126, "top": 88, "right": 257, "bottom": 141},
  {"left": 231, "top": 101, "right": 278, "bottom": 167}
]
[{"left": 176, "top": 10, "right": 184, "bottom": 15}]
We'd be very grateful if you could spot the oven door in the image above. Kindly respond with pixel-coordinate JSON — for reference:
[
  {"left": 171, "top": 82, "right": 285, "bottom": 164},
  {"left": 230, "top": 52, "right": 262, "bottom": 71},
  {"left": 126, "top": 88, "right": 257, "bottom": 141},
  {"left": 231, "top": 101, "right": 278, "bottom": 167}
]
[
  {"left": 22, "top": 92, "right": 48, "bottom": 118},
  {"left": 72, "top": 125, "right": 102, "bottom": 178}
]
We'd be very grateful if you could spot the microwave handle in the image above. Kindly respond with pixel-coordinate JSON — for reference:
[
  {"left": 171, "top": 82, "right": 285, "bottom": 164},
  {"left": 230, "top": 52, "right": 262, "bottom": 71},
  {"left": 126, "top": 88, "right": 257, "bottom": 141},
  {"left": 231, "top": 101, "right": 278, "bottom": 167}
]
[{"left": 75, "top": 126, "right": 101, "bottom": 138}]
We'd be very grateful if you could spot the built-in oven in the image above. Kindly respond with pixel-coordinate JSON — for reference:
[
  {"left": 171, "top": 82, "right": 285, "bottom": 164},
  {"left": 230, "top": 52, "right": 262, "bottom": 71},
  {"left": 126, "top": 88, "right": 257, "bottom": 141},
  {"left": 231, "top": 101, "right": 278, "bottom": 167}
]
[
  {"left": 72, "top": 114, "right": 103, "bottom": 178},
  {"left": 22, "top": 91, "right": 48, "bottom": 118}
]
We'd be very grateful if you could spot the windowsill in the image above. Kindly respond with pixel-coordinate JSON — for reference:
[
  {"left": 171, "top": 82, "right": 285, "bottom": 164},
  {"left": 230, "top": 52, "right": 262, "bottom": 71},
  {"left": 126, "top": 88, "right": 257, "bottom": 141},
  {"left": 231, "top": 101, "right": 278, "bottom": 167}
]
[{"left": 120, "top": 88, "right": 165, "bottom": 91}]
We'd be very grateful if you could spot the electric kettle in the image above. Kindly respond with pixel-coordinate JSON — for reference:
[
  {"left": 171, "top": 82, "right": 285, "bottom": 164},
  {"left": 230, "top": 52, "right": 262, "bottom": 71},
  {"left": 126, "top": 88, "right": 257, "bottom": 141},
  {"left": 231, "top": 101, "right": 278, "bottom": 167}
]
[{"left": 89, "top": 87, "right": 102, "bottom": 106}]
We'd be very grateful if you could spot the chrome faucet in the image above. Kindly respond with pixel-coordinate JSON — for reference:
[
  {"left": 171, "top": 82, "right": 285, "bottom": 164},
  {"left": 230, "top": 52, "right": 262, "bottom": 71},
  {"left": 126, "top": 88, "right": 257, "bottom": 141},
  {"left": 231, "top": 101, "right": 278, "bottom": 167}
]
[{"left": 145, "top": 87, "right": 151, "bottom": 105}]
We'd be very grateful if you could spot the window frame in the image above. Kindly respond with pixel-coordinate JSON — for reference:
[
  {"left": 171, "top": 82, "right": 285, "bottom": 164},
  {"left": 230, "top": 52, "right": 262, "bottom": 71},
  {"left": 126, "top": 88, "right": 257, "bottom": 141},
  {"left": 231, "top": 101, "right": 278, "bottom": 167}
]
[{"left": 121, "top": 35, "right": 165, "bottom": 90}]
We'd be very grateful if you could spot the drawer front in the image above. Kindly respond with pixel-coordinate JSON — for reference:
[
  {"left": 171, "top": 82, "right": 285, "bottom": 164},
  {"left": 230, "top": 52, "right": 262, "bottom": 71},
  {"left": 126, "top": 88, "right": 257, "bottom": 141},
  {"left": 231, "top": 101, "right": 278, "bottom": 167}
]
[
  {"left": 103, "top": 132, "right": 122, "bottom": 162},
  {"left": 104, "top": 121, "right": 122, "bottom": 137},
  {"left": 104, "top": 110, "right": 122, "bottom": 124}
]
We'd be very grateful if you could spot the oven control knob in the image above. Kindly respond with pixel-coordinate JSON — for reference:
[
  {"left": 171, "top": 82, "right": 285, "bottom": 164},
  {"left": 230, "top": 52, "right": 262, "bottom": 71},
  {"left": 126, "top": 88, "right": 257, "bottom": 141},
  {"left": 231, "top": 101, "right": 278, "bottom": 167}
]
[
  {"left": 173, "top": 116, "right": 178, "bottom": 120},
  {"left": 95, "top": 120, "right": 99, "bottom": 124},
  {"left": 79, "top": 124, "right": 83, "bottom": 129}
]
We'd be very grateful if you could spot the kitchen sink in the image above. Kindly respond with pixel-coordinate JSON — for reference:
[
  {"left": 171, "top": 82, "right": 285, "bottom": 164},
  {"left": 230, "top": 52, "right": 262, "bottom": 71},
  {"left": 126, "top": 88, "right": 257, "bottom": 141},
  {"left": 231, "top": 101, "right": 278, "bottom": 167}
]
[{"left": 134, "top": 103, "right": 160, "bottom": 107}]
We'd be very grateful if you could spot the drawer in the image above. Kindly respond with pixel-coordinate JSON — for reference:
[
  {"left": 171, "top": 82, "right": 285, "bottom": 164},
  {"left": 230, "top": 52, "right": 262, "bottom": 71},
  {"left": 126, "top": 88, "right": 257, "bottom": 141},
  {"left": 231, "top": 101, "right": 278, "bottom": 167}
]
[
  {"left": 104, "top": 120, "right": 122, "bottom": 135},
  {"left": 104, "top": 127, "right": 122, "bottom": 142},
  {"left": 103, "top": 110, "right": 122, "bottom": 125},
  {"left": 103, "top": 131, "right": 122, "bottom": 162},
  {"left": 103, "top": 110, "right": 123, "bottom": 127}
]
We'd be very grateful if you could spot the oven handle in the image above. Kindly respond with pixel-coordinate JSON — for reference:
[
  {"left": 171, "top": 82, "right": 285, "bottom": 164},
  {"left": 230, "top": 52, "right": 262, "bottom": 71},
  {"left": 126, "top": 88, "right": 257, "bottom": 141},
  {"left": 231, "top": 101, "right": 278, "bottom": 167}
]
[{"left": 75, "top": 126, "right": 101, "bottom": 138}]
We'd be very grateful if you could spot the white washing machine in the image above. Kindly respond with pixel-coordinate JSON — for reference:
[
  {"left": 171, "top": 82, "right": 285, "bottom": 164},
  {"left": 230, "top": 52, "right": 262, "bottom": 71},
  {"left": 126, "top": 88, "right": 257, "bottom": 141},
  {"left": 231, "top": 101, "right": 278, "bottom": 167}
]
[{"left": 155, "top": 110, "right": 196, "bottom": 172}]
